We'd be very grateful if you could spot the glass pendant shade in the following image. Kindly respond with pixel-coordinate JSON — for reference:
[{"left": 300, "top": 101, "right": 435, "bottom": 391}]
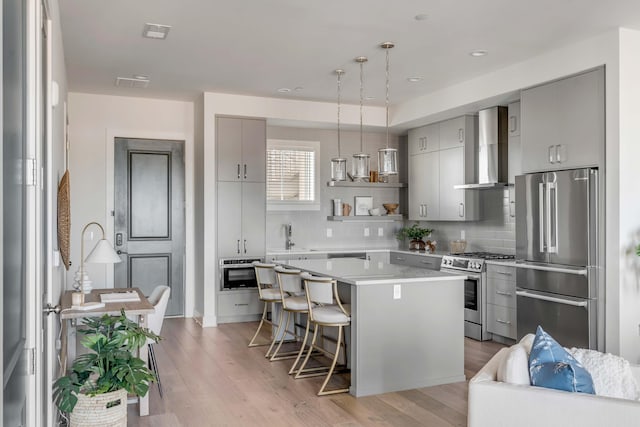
[
  {"left": 378, "top": 148, "right": 398, "bottom": 176},
  {"left": 352, "top": 153, "right": 370, "bottom": 178},
  {"left": 331, "top": 157, "right": 347, "bottom": 181}
]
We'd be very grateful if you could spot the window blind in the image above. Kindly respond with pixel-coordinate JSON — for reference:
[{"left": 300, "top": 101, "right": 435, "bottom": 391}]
[{"left": 267, "top": 147, "right": 316, "bottom": 202}]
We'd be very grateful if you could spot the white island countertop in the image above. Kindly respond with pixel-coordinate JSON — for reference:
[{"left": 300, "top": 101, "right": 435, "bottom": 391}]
[{"left": 281, "top": 257, "right": 466, "bottom": 285}]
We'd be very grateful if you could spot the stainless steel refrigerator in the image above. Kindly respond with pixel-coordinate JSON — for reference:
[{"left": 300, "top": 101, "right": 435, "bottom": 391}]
[{"left": 515, "top": 167, "right": 598, "bottom": 349}]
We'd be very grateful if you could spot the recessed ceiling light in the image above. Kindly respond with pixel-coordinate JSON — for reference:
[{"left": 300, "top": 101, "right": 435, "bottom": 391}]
[
  {"left": 277, "top": 88, "right": 291, "bottom": 93},
  {"left": 294, "top": 87, "right": 304, "bottom": 92},
  {"left": 142, "top": 23, "right": 171, "bottom": 40},
  {"left": 414, "top": 14, "right": 428, "bottom": 21},
  {"left": 407, "top": 77, "right": 423, "bottom": 83},
  {"left": 469, "top": 50, "right": 488, "bottom": 57},
  {"left": 133, "top": 74, "right": 149, "bottom": 80}
]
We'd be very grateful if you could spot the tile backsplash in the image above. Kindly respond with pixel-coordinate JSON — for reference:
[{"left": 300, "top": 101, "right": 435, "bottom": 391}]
[{"left": 420, "top": 188, "right": 516, "bottom": 255}]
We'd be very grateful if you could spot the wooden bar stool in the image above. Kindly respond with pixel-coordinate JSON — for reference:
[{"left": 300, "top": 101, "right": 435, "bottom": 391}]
[
  {"left": 248, "top": 262, "right": 287, "bottom": 357},
  {"left": 295, "top": 272, "right": 351, "bottom": 396}
]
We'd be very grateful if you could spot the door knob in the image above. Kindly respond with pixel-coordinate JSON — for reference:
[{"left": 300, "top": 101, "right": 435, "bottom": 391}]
[
  {"left": 43, "top": 304, "right": 61, "bottom": 315},
  {"left": 116, "top": 250, "right": 128, "bottom": 255}
]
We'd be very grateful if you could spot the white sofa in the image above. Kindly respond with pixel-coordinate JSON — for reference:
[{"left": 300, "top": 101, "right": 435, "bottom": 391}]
[{"left": 468, "top": 347, "right": 640, "bottom": 427}]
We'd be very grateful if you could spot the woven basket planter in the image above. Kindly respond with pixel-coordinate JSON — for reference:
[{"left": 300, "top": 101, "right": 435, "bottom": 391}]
[{"left": 69, "top": 389, "right": 127, "bottom": 427}]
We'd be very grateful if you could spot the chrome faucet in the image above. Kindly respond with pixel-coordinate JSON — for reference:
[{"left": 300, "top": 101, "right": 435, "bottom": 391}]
[{"left": 285, "top": 223, "right": 295, "bottom": 250}]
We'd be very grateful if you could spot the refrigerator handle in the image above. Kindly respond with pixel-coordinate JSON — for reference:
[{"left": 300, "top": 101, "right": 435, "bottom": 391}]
[
  {"left": 548, "top": 181, "right": 558, "bottom": 253},
  {"left": 516, "top": 290, "right": 588, "bottom": 307},
  {"left": 539, "top": 182, "right": 545, "bottom": 253}
]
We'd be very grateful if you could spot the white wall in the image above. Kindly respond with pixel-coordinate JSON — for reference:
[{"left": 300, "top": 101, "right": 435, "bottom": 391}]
[
  {"left": 617, "top": 28, "right": 640, "bottom": 361},
  {"left": 67, "top": 93, "right": 195, "bottom": 316},
  {"left": 193, "top": 95, "right": 205, "bottom": 321}
]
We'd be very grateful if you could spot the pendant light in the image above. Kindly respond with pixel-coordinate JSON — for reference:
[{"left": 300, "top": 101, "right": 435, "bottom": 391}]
[
  {"left": 378, "top": 42, "right": 398, "bottom": 176},
  {"left": 331, "top": 69, "right": 347, "bottom": 181},
  {"left": 352, "top": 56, "right": 370, "bottom": 179}
]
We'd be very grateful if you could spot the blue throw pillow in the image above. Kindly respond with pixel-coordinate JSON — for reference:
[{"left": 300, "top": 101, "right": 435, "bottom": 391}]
[{"left": 529, "top": 326, "right": 595, "bottom": 394}]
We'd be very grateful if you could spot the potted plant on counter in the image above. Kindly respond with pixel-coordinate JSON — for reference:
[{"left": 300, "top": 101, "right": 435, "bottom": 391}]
[
  {"left": 54, "top": 310, "right": 159, "bottom": 427},
  {"left": 397, "top": 223, "right": 434, "bottom": 251}
]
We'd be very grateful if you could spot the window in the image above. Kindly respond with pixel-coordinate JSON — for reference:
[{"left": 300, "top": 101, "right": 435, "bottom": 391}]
[{"left": 267, "top": 139, "right": 320, "bottom": 210}]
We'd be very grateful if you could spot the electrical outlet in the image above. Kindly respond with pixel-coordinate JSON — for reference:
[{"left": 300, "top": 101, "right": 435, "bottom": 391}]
[
  {"left": 326, "top": 228, "right": 332, "bottom": 238},
  {"left": 364, "top": 227, "right": 370, "bottom": 237},
  {"left": 378, "top": 227, "right": 384, "bottom": 237},
  {"left": 461, "top": 230, "right": 466, "bottom": 240},
  {"left": 393, "top": 284, "right": 401, "bottom": 299}
]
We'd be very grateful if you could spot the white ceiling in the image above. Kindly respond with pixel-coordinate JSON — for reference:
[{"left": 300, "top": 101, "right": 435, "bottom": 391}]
[{"left": 59, "top": 0, "right": 640, "bottom": 106}]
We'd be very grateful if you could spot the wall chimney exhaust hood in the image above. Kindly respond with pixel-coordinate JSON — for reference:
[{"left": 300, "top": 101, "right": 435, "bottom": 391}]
[{"left": 454, "top": 106, "right": 508, "bottom": 189}]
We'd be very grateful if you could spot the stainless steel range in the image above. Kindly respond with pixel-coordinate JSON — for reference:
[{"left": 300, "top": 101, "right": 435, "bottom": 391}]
[{"left": 441, "top": 252, "right": 515, "bottom": 341}]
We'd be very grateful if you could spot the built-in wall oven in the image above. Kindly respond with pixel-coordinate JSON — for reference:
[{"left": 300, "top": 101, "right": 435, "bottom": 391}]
[
  {"left": 441, "top": 252, "right": 515, "bottom": 341},
  {"left": 219, "top": 258, "right": 262, "bottom": 290}
]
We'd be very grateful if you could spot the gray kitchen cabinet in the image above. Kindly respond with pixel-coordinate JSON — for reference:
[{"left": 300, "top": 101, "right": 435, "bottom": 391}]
[
  {"left": 408, "top": 123, "right": 439, "bottom": 156},
  {"left": 439, "top": 116, "right": 467, "bottom": 150},
  {"left": 486, "top": 263, "right": 517, "bottom": 340},
  {"left": 439, "top": 146, "right": 478, "bottom": 221},
  {"left": 389, "top": 251, "right": 441, "bottom": 270},
  {"left": 217, "top": 117, "right": 266, "bottom": 182},
  {"left": 408, "top": 151, "right": 439, "bottom": 220},
  {"left": 408, "top": 115, "right": 478, "bottom": 221},
  {"left": 508, "top": 101, "right": 521, "bottom": 219},
  {"left": 217, "top": 181, "right": 266, "bottom": 258},
  {"left": 268, "top": 252, "right": 328, "bottom": 262},
  {"left": 217, "top": 289, "right": 263, "bottom": 323},
  {"left": 520, "top": 67, "right": 604, "bottom": 173}
]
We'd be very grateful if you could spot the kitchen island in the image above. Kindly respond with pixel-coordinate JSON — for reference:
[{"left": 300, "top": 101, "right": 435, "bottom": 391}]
[{"left": 282, "top": 257, "right": 467, "bottom": 397}]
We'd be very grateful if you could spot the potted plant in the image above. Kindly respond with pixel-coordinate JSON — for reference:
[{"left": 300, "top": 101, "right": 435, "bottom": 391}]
[
  {"left": 54, "top": 310, "right": 159, "bottom": 426},
  {"left": 397, "top": 223, "right": 434, "bottom": 251}
]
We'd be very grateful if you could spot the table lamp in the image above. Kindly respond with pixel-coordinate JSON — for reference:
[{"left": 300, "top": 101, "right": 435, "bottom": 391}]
[{"left": 72, "top": 221, "right": 122, "bottom": 310}]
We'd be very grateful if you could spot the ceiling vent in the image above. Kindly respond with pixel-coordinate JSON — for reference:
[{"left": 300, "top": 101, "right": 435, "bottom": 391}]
[
  {"left": 115, "top": 77, "right": 150, "bottom": 88},
  {"left": 142, "top": 23, "right": 171, "bottom": 40}
]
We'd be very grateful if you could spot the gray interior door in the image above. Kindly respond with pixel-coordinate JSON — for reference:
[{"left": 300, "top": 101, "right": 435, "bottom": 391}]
[
  {"left": 114, "top": 138, "right": 185, "bottom": 316},
  {"left": 3, "top": 0, "right": 29, "bottom": 423}
]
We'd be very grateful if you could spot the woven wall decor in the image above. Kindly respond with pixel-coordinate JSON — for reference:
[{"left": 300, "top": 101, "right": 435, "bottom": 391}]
[{"left": 57, "top": 170, "right": 71, "bottom": 270}]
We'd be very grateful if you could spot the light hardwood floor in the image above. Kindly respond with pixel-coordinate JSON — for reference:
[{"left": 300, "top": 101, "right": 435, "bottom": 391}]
[{"left": 128, "top": 318, "right": 505, "bottom": 426}]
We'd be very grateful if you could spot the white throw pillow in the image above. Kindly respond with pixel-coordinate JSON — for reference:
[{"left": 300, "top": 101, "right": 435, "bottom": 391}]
[
  {"left": 519, "top": 333, "right": 535, "bottom": 355},
  {"left": 497, "top": 343, "right": 531, "bottom": 385},
  {"left": 568, "top": 347, "right": 640, "bottom": 400}
]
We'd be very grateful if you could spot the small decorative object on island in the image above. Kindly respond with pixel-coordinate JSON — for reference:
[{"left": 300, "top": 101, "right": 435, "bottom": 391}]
[
  {"left": 54, "top": 310, "right": 159, "bottom": 426},
  {"left": 397, "top": 223, "right": 433, "bottom": 251}
]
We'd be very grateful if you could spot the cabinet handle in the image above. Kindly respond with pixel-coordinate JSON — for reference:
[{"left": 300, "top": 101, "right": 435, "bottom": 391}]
[
  {"left": 495, "top": 271, "right": 514, "bottom": 276},
  {"left": 548, "top": 145, "right": 556, "bottom": 164},
  {"left": 237, "top": 164, "right": 241, "bottom": 179},
  {"left": 459, "top": 203, "right": 465, "bottom": 217},
  {"left": 244, "top": 239, "right": 247, "bottom": 254},
  {"left": 555, "top": 144, "right": 564, "bottom": 163},
  {"left": 509, "top": 116, "right": 517, "bottom": 133},
  {"left": 509, "top": 200, "right": 516, "bottom": 218},
  {"left": 496, "top": 319, "right": 512, "bottom": 325},
  {"left": 235, "top": 303, "right": 249, "bottom": 307},
  {"left": 237, "top": 240, "right": 240, "bottom": 254},
  {"left": 458, "top": 128, "right": 464, "bottom": 143},
  {"left": 244, "top": 164, "right": 247, "bottom": 179},
  {"left": 495, "top": 290, "right": 513, "bottom": 296}
]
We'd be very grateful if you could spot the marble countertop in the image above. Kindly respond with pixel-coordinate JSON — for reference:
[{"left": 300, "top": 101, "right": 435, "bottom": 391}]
[
  {"left": 267, "top": 247, "right": 446, "bottom": 258},
  {"left": 280, "top": 257, "right": 466, "bottom": 286}
]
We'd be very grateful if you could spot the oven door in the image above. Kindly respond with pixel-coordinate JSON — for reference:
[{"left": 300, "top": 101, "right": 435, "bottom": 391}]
[
  {"left": 441, "top": 268, "right": 481, "bottom": 324},
  {"left": 221, "top": 265, "right": 258, "bottom": 290}
]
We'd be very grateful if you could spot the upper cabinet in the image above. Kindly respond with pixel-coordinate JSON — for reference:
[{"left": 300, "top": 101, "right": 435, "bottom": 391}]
[
  {"left": 408, "top": 123, "right": 439, "bottom": 156},
  {"left": 408, "top": 115, "right": 478, "bottom": 221},
  {"left": 520, "top": 68, "right": 604, "bottom": 173},
  {"left": 217, "top": 117, "right": 266, "bottom": 182}
]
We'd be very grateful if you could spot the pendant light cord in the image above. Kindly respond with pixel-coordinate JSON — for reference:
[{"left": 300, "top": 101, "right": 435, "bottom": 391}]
[
  {"left": 337, "top": 71, "right": 342, "bottom": 157},
  {"left": 385, "top": 47, "right": 390, "bottom": 149},
  {"left": 359, "top": 60, "right": 364, "bottom": 152}
]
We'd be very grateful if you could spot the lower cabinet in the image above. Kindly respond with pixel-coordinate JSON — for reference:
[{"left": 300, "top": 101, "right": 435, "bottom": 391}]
[
  {"left": 389, "top": 251, "right": 441, "bottom": 270},
  {"left": 217, "top": 289, "right": 263, "bottom": 324},
  {"left": 366, "top": 251, "right": 390, "bottom": 264},
  {"left": 486, "top": 263, "right": 517, "bottom": 339}
]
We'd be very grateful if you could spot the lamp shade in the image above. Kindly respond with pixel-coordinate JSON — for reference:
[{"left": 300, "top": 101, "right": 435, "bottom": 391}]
[
  {"left": 352, "top": 153, "right": 370, "bottom": 179},
  {"left": 85, "top": 239, "right": 122, "bottom": 264},
  {"left": 378, "top": 148, "right": 398, "bottom": 175},
  {"left": 331, "top": 157, "right": 347, "bottom": 181}
]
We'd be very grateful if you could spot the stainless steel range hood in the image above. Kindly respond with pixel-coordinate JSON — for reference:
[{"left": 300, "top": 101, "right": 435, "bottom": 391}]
[{"left": 454, "top": 106, "right": 509, "bottom": 189}]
